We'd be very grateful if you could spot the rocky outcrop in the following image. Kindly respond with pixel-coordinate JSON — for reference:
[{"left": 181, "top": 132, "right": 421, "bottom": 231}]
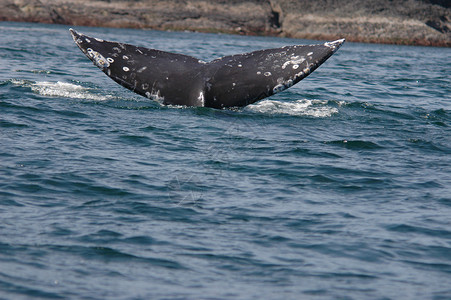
[
  {"left": 273, "top": 0, "right": 451, "bottom": 46},
  {"left": 1, "top": 0, "right": 450, "bottom": 46},
  {"left": 0, "top": 0, "right": 276, "bottom": 34}
]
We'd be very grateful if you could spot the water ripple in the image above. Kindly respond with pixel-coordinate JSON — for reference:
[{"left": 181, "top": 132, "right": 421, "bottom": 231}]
[{"left": 1, "top": 22, "right": 451, "bottom": 300}]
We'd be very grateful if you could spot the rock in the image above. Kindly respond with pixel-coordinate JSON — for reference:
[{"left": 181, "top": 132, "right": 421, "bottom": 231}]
[
  {"left": 0, "top": 0, "right": 449, "bottom": 46},
  {"left": 274, "top": 0, "right": 450, "bottom": 46}
]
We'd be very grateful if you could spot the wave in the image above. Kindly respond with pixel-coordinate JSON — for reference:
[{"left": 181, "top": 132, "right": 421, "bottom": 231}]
[
  {"left": 7, "top": 79, "right": 114, "bottom": 101},
  {"left": 31, "top": 81, "right": 114, "bottom": 101},
  {"left": 244, "top": 99, "right": 343, "bottom": 117}
]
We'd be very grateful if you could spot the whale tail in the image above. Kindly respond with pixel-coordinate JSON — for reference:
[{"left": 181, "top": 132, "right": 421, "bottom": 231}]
[{"left": 70, "top": 29, "right": 344, "bottom": 108}]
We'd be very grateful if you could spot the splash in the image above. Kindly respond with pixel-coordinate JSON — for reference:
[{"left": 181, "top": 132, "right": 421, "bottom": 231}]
[
  {"left": 10, "top": 80, "right": 114, "bottom": 101},
  {"left": 245, "top": 99, "right": 340, "bottom": 117},
  {"left": 31, "top": 81, "right": 114, "bottom": 101}
]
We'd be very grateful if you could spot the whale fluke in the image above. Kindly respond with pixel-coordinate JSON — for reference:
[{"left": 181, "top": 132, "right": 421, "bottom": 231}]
[{"left": 70, "top": 29, "right": 344, "bottom": 108}]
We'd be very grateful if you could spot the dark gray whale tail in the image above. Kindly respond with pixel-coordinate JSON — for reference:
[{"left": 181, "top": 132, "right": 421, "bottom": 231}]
[{"left": 70, "top": 29, "right": 344, "bottom": 108}]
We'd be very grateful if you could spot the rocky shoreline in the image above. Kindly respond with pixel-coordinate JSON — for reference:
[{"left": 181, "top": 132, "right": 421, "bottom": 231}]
[{"left": 1, "top": 0, "right": 450, "bottom": 47}]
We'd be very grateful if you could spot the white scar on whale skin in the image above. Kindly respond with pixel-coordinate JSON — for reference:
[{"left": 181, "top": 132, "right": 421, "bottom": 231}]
[
  {"left": 325, "top": 39, "right": 346, "bottom": 50},
  {"left": 273, "top": 78, "right": 294, "bottom": 94},
  {"left": 86, "top": 48, "right": 110, "bottom": 68},
  {"left": 198, "top": 91, "right": 205, "bottom": 106},
  {"left": 145, "top": 89, "right": 164, "bottom": 104},
  {"left": 282, "top": 56, "right": 306, "bottom": 70}
]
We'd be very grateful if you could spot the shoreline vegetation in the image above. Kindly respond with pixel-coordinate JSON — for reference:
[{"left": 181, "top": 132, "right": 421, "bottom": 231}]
[{"left": 1, "top": 0, "right": 450, "bottom": 47}]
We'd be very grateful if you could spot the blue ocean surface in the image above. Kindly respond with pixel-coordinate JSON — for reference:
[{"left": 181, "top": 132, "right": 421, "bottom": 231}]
[{"left": 1, "top": 21, "right": 451, "bottom": 299}]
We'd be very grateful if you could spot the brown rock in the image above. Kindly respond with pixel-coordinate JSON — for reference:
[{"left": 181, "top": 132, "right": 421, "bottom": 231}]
[
  {"left": 0, "top": 0, "right": 449, "bottom": 46},
  {"left": 274, "top": 0, "right": 451, "bottom": 46}
]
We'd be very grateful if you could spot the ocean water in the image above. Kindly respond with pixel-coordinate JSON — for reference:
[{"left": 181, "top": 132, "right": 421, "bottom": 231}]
[{"left": 1, "top": 21, "right": 451, "bottom": 299}]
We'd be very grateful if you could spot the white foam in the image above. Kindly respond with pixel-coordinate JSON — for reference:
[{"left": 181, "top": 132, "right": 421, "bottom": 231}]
[
  {"left": 245, "top": 99, "right": 339, "bottom": 117},
  {"left": 30, "top": 81, "right": 113, "bottom": 101},
  {"left": 9, "top": 79, "right": 28, "bottom": 86}
]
